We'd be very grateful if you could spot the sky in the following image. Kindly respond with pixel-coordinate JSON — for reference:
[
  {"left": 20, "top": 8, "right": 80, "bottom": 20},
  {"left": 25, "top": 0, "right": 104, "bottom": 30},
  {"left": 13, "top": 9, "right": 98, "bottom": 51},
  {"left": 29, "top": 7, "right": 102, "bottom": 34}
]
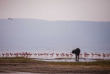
[
  {"left": 0, "top": 0, "right": 110, "bottom": 53},
  {"left": 0, "top": 0, "right": 110, "bottom": 21}
]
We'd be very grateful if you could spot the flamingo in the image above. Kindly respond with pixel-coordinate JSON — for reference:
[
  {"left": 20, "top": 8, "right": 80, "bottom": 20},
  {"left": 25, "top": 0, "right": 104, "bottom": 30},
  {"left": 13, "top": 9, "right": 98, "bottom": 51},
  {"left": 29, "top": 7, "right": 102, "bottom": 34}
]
[
  {"left": 66, "top": 53, "right": 69, "bottom": 57},
  {"left": 84, "top": 52, "right": 89, "bottom": 58},
  {"left": 50, "top": 53, "right": 54, "bottom": 57},
  {"left": 56, "top": 53, "right": 59, "bottom": 57},
  {"left": 2, "top": 53, "right": 5, "bottom": 57},
  {"left": 91, "top": 53, "right": 94, "bottom": 57},
  {"left": 102, "top": 53, "right": 106, "bottom": 57},
  {"left": 70, "top": 53, "right": 73, "bottom": 57}
]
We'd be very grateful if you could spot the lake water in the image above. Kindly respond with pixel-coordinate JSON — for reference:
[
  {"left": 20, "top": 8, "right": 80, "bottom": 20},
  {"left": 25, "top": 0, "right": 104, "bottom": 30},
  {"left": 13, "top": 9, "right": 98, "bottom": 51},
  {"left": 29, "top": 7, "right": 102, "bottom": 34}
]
[
  {"left": 0, "top": 72, "right": 94, "bottom": 74},
  {"left": 35, "top": 58, "right": 98, "bottom": 62},
  {"left": 0, "top": 72, "right": 34, "bottom": 74},
  {"left": 0, "top": 72, "right": 42, "bottom": 74}
]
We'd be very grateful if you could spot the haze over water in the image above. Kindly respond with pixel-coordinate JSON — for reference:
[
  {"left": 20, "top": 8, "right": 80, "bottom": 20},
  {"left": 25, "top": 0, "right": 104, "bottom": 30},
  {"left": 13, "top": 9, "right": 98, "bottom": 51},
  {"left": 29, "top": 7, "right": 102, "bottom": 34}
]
[{"left": 0, "top": 19, "right": 110, "bottom": 54}]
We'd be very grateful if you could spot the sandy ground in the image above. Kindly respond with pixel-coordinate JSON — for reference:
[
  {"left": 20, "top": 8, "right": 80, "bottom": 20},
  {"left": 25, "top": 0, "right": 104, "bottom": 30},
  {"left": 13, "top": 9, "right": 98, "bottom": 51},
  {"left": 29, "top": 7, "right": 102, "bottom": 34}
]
[{"left": 0, "top": 62, "right": 110, "bottom": 74}]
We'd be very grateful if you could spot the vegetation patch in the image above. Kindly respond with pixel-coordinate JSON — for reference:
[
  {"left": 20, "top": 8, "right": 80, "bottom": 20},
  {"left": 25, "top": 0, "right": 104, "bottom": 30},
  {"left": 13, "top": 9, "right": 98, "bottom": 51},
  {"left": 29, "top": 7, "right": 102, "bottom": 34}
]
[{"left": 0, "top": 57, "right": 110, "bottom": 66}]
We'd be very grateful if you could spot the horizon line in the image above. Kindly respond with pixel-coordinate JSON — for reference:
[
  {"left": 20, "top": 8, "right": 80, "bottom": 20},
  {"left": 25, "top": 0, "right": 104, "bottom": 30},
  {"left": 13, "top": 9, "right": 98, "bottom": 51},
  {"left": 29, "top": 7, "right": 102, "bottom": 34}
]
[{"left": 0, "top": 18, "right": 110, "bottom": 22}]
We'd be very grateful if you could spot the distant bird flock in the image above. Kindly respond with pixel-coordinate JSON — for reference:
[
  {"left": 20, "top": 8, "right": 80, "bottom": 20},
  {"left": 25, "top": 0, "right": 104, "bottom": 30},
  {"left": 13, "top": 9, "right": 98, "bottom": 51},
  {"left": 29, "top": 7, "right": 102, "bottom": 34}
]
[{"left": 0, "top": 52, "right": 110, "bottom": 59}]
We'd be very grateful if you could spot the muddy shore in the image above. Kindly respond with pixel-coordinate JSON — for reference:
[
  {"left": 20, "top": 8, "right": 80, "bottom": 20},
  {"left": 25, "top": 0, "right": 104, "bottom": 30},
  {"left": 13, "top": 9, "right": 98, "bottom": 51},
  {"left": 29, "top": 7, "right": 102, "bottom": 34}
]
[
  {"left": 0, "top": 57, "right": 110, "bottom": 73},
  {"left": 0, "top": 62, "right": 110, "bottom": 74}
]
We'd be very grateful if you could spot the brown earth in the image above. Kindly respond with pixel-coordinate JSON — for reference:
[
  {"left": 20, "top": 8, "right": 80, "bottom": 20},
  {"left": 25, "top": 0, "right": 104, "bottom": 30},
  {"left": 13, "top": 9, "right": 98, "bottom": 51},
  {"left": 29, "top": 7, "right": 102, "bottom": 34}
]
[{"left": 0, "top": 62, "right": 110, "bottom": 74}]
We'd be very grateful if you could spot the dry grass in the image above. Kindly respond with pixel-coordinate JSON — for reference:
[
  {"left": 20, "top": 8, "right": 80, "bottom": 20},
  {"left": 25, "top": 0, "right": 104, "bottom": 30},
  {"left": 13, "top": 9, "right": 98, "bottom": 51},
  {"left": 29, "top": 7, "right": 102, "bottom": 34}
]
[{"left": 0, "top": 57, "right": 110, "bottom": 73}]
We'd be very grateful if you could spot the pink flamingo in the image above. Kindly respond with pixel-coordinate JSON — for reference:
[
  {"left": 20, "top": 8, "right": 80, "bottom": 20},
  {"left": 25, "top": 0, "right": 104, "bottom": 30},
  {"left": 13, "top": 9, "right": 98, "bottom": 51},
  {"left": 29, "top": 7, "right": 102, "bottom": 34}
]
[
  {"left": 97, "top": 53, "right": 101, "bottom": 57},
  {"left": 65, "top": 53, "right": 69, "bottom": 57},
  {"left": 60, "top": 53, "right": 65, "bottom": 57},
  {"left": 102, "top": 53, "right": 106, "bottom": 57},
  {"left": 56, "top": 53, "right": 59, "bottom": 57},
  {"left": 69, "top": 53, "right": 73, "bottom": 57},
  {"left": 91, "top": 53, "right": 94, "bottom": 57},
  {"left": 84, "top": 52, "right": 89, "bottom": 58},
  {"left": 106, "top": 53, "right": 110, "bottom": 57},
  {"left": 50, "top": 53, "right": 54, "bottom": 57},
  {"left": 10, "top": 53, "right": 13, "bottom": 57},
  {"left": 2, "top": 53, "right": 5, "bottom": 57}
]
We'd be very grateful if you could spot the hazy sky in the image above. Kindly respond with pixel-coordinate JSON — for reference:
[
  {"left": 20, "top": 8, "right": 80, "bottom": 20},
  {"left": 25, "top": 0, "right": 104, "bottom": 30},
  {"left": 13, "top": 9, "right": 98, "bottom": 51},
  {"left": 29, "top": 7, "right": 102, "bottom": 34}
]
[
  {"left": 0, "top": 0, "right": 110, "bottom": 53},
  {"left": 0, "top": 0, "right": 110, "bottom": 21}
]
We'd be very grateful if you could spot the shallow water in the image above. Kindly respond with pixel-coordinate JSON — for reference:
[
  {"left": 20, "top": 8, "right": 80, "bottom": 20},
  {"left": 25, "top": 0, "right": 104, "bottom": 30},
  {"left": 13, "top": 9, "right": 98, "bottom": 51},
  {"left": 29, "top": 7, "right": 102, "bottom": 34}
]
[
  {"left": 0, "top": 72, "right": 40, "bottom": 74},
  {"left": 0, "top": 72, "right": 94, "bottom": 74},
  {"left": 35, "top": 58, "right": 97, "bottom": 62}
]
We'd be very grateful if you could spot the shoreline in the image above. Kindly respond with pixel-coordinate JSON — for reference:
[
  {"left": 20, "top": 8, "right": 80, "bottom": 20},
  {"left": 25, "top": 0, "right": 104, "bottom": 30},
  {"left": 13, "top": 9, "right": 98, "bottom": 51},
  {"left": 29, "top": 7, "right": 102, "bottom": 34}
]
[{"left": 0, "top": 57, "right": 110, "bottom": 73}]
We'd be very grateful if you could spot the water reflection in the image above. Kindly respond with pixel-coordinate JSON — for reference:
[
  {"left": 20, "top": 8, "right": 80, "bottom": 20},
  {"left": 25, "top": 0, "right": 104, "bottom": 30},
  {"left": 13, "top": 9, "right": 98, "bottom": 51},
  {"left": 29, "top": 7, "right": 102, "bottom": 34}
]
[
  {"left": 0, "top": 72, "right": 93, "bottom": 74},
  {"left": 35, "top": 58, "right": 97, "bottom": 62},
  {"left": 0, "top": 72, "right": 36, "bottom": 74}
]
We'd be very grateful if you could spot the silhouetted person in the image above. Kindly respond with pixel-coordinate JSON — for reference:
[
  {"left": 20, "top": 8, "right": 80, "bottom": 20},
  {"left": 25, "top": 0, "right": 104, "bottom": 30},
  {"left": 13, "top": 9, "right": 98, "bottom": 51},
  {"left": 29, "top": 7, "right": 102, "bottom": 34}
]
[{"left": 72, "top": 48, "right": 80, "bottom": 61}]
